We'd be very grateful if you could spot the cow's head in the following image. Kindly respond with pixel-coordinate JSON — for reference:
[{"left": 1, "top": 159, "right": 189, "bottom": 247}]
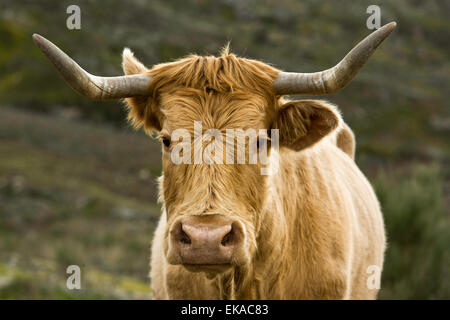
[{"left": 33, "top": 22, "right": 395, "bottom": 276}]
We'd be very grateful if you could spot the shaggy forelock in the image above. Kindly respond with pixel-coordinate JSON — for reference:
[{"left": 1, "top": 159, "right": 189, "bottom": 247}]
[
  {"left": 124, "top": 49, "right": 281, "bottom": 133},
  {"left": 148, "top": 51, "right": 279, "bottom": 96}
]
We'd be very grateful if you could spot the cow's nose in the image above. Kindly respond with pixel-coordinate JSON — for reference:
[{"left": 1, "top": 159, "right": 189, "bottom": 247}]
[{"left": 171, "top": 215, "right": 243, "bottom": 265}]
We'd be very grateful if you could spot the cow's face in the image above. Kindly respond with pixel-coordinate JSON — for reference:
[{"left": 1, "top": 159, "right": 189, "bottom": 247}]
[
  {"left": 140, "top": 54, "right": 281, "bottom": 276},
  {"left": 122, "top": 52, "right": 341, "bottom": 276},
  {"left": 159, "top": 88, "right": 273, "bottom": 275}
]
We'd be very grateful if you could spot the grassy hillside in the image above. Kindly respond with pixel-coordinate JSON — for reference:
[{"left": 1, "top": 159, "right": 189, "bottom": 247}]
[
  {"left": 0, "top": 107, "right": 448, "bottom": 299},
  {"left": 0, "top": 107, "right": 161, "bottom": 298},
  {"left": 0, "top": 0, "right": 449, "bottom": 299}
]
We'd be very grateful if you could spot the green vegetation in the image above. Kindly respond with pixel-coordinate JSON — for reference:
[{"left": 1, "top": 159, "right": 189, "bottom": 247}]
[
  {"left": 0, "top": 0, "right": 448, "bottom": 299},
  {"left": 376, "top": 165, "right": 450, "bottom": 299},
  {"left": 0, "top": 107, "right": 160, "bottom": 299}
]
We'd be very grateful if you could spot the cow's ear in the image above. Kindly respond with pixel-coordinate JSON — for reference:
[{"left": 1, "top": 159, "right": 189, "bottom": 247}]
[
  {"left": 273, "top": 100, "right": 341, "bottom": 151},
  {"left": 122, "top": 48, "right": 161, "bottom": 132}
]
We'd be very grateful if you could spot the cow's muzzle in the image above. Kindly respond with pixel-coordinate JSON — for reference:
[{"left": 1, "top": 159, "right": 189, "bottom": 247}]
[{"left": 167, "top": 214, "right": 246, "bottom": 271}]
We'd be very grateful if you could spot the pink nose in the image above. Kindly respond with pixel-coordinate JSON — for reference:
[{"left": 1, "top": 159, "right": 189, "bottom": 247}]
[{"left": 170, "top": 215, "right": 243, "bottom": 265}]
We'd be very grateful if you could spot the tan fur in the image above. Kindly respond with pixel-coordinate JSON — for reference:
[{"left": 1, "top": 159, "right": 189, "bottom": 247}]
[
  {"left": 122, "top": 49, "right": 385, "bottom": 300},
  {"left": 337, "top": 122, "right": 356, "bottom": 160}
]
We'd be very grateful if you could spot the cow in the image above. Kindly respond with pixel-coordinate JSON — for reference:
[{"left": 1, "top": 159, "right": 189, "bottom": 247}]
[{"left": 33, "top": 22, "right": 396, "bottom": 299}]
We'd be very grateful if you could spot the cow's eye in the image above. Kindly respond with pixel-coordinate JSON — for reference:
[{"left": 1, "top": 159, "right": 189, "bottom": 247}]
[{"left": 162, "top": 137, "right": 171, "bottom": 148}]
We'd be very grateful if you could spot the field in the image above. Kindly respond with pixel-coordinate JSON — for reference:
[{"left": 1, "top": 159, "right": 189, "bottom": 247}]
[
  {"left": 0, "top": 107, "right": 161, "bottom": 299},
  {"left": 0, "top": 106, "right": 448, "bottom": 299},
  {"left": 0, "top": 0, "right": 449, "bottom": 299}
]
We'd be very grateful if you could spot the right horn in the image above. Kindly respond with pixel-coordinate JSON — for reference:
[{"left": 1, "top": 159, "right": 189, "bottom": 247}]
[
  {"left": 273, "top": 22, "right": 397, "bottom": 95},
  {"left": 32, "top": 34, "right": 153, "bottom": 100}
]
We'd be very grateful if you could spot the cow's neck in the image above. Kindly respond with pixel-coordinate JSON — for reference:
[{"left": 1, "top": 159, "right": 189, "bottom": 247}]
[
  {"left": 211, "top": 148, "right": 313, "bottom": 299},
  {"left": 255, "top": 147, "right": 328, "bottom": 298},
  {"left": 212, "top": 146, "right": 330, "bottom": 299}
]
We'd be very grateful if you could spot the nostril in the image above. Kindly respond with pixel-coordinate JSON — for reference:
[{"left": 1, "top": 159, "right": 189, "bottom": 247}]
[
  {"left": 174, "top": 222, "right": 191, "bottom": 245},
  {"left": 179, "top": 228, "right": 191, "bottom": 245},
  {"left": 222, "top": 222, "right": 243, "bottom": 247},
  {"left": 221, "top": 229, "right": 234, "bottom": 246}
]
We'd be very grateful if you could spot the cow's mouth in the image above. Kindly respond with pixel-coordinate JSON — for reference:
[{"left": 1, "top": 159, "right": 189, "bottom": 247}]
[{"left": 182, "top": 263, "right": 233, "bottom": 277}]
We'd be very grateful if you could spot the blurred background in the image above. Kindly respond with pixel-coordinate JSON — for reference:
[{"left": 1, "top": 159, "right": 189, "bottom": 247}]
[{"left": 0, "top": 0, "right": 449, "bottom": 299}]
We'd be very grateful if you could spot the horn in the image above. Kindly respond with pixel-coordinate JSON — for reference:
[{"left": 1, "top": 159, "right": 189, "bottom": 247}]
[
  {"left": 273, "top": 22, "right": 396, "bottom": 95},
  {"left": 32, "top": 34, "right": 152, "bottom": 100}
]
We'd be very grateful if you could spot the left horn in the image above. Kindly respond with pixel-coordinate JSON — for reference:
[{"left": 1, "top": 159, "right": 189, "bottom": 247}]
[
  {"left": 32, "top": 34, "right": 153, "bottom": 100},
  {"left": 273, "top": 22, "right": 397, "bottom": 95}
]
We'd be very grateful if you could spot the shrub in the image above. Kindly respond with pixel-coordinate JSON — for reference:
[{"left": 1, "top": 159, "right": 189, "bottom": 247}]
[{"left": 375, "top": 164, "right": 450, "bottom": 299}]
